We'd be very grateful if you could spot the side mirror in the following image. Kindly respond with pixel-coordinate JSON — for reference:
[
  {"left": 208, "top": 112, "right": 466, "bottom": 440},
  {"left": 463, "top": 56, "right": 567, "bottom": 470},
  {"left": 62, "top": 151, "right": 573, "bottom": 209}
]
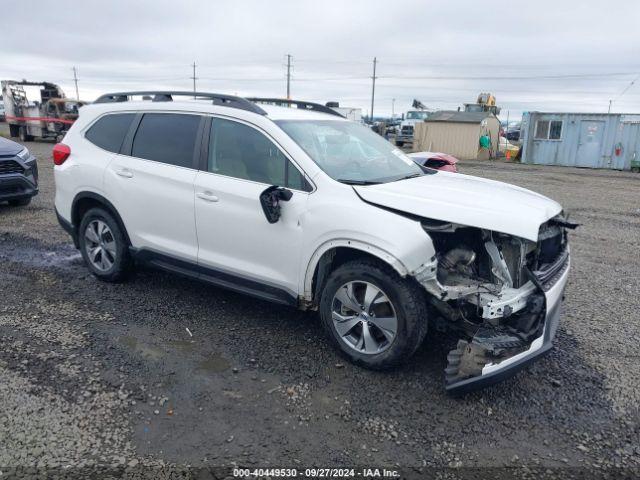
[{"left": 260, "top": 186, "right": 293, "bottom": 224}]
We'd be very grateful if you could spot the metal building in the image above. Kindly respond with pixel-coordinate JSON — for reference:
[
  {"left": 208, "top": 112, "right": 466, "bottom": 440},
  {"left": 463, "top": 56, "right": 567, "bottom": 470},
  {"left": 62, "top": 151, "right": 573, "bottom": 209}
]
[
  {"left": 520, "top": 112, "right": 640, "bottom": 170},
  {"left": 413, "top": 111, "right": 500, "bottom": 160}
]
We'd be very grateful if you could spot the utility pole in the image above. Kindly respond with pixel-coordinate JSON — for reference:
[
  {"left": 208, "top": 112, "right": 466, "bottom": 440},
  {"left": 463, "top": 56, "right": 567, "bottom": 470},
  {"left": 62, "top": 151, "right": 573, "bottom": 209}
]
[
  {"left": 392, "top": 98, "right": 395, "bottom": 119},
  {"left": 191, "top": 62, "right": 198, "bottom": 98},
  {"left": 286, "top": 54, "right": 292, "bottom": 99},
  {"left": 370, "top": 57, "right": 377, "bottom": 124},
  {"left": 72, "top": 66, "right": 80, "bottom": 100},
  {"left": 608, "top": 99, "right": 612, "bottom": 114}
]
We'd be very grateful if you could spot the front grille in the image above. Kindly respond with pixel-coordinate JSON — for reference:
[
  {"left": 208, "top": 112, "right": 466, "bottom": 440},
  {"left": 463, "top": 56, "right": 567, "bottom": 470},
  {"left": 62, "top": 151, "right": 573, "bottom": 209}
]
[
  {"left": 401, "top": 125, "right": 414, "bottom": 135},
  {"left": 0, "top": 160, "right": 24, "bottom": 175}
]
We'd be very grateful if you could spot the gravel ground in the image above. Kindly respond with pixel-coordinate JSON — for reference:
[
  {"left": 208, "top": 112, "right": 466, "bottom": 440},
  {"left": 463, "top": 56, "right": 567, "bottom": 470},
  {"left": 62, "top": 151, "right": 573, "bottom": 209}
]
[{"left": 1, "top": 127, "right": 639, "bottom": 479}]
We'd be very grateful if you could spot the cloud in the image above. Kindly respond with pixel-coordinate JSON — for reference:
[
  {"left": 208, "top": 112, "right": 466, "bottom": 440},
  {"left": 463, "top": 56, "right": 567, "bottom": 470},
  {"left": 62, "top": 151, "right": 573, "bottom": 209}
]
[{"left": 2, "top": 0, "right": 639, "bottom": 117}]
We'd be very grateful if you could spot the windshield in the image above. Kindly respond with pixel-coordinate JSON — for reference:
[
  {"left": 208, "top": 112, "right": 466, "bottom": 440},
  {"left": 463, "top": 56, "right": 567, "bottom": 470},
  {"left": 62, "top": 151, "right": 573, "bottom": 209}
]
[
  {"left": 406, "top": 111, "right": 429, "bottom": 120},
  {"left": 276, "top": 120, "right": 425, "bottom": 184}
]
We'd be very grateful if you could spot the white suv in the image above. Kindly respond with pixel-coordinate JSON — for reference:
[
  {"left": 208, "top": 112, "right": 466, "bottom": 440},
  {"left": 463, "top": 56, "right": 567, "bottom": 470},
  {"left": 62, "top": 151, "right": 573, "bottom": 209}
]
[{"left": 54, "top": 92, "right": 573, "bottom": 393}]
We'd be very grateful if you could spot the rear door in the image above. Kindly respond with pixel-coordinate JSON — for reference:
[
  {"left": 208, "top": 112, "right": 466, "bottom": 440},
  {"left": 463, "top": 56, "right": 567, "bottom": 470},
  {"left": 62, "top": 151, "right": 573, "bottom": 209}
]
[{"left": 104, "top": 112, "right": 204, "bottom": 262}]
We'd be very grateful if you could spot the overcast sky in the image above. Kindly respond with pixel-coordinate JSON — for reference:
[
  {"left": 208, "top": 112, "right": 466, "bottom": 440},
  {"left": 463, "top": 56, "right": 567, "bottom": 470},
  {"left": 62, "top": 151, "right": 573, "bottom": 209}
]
[{"left": 2, "top": 0, "right": 639, "bottom": 119}]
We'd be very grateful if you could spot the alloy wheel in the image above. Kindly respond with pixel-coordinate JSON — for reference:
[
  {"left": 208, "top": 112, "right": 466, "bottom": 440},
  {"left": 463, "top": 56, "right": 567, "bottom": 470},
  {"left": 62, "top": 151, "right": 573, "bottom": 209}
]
[
  {"left": 84, "top": 220, "right": 116, "bottom": 272},
  {"left": 331, "top": 281, "right": 398, "bottom": 355}
]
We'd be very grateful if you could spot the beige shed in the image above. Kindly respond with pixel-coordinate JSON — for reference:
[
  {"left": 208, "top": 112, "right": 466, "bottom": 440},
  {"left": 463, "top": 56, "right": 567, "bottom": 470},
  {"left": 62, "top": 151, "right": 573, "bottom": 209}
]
[{"left": 413, "top": 111, "right": 500, "bottom": 160}]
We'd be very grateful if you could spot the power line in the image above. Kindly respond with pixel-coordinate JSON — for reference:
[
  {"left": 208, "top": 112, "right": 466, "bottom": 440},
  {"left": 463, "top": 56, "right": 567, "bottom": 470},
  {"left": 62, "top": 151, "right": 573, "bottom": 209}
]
[
  {"left": 380, "top": 72, "right": 634, "bottom": 81},
  {"left": 608, "top": 73, "right": 639, "bottom": 112}
]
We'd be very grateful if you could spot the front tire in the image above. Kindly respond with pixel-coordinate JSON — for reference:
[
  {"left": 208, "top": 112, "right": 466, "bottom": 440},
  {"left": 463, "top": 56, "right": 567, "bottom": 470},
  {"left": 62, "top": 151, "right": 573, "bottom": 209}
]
[
  {"left": 319, "top": 259, "right": 428, "bottom": 369},
  {"left": 78, "top": 207, "right": 132, "bottom": 282}
]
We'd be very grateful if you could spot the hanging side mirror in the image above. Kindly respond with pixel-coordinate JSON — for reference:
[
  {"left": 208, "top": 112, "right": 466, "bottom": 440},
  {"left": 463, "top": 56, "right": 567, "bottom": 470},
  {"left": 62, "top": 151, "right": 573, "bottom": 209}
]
[{"left": 260, "top": 186, "right": 293, "bottom": 224}]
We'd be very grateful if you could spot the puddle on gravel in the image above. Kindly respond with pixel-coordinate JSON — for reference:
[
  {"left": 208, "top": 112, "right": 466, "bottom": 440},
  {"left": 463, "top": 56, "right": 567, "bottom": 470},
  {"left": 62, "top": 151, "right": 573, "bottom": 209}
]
[
  {"left": 167, "top": 339, "right": 196, "bottom": 353},
  {"left": 119, "top": 335, "right": 165, "bottom": 361},
  {"left": 1, "top": 243, "right": 82, "bottom": 270},
  {"left": 197, "top": 353, "right": 230, "bottom": 373}
]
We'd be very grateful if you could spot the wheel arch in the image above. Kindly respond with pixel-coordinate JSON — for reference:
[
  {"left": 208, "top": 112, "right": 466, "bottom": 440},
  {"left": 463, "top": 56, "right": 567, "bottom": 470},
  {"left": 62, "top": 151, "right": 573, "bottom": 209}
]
[
  {"left": 302, "top": 240, "right": 409, "bottom": 308},
  {"left": 71, "top": 192, "right": 131, "bottom": 247}
]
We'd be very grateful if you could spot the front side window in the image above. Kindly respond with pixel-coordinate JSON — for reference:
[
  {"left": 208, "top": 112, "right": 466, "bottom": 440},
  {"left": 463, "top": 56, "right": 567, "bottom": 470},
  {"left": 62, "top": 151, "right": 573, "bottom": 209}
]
[
  {"left": 132, "top": 113, "right": 201, "bottom": 168},
  {"left": 85, "top": 113, "right": 135, "bottom": 153},
  {"left": 208, "top": 117, "right": 308, "bottom": 190},
  {"left": 276, "top": 119, "right": 426, "bottom": 184}
]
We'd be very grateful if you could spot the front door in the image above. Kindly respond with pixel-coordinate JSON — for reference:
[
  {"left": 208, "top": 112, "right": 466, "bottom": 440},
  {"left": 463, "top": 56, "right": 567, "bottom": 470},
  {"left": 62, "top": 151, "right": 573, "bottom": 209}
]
[
  {"left": 194, "top": 117, "right": 311, "bottom": 300},
  {"left": 576, "top": 120, "right": 604, "bottom": 168}
]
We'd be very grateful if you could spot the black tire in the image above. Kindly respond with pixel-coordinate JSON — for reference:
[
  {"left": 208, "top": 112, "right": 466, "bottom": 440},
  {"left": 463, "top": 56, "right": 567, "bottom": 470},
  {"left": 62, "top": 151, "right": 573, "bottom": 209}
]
[
  {"left": 8, "top": 197, "right": 31, "bottom": 207},
  {"left": 78, "top": 207, "right": 132, "bottom": 282},
  {"left": 395, "top": 140, "right": 404, "bottom": 147},
  {"left": 319, "top": 258, "right": 428, "bottom": 369},
  {"left": 9, "top": 124, "right": 20, "bottom": 138},
  {"left": 19, "top": 126, "right": 33, "bottom": 142}
]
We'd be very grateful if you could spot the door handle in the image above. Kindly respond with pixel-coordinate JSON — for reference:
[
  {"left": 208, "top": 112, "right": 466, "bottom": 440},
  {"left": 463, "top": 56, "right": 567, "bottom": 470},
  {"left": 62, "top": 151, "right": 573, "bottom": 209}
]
[
  {"left": 115, "top": 168, "right": 133, "bottom": 178},
  {"left": 196, "top": 191, "right": 219, "bottom": 202}
]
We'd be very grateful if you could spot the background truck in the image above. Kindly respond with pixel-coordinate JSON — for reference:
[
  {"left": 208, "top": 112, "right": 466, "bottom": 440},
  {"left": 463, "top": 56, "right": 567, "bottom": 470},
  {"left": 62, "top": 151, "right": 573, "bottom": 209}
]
[
  {"left": 326, "top": 102, "right": 363, "bottom": 123},
  {"left": 395, "top": 99, "right": 432, "bottom": 146},
  {"left": 2, "top": 80, "right": 86, "bottom": 142}
]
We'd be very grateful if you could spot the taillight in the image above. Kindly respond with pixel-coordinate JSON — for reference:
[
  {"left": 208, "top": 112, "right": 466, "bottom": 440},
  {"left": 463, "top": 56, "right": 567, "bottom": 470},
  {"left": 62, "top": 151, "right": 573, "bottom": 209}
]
[{"left": 53, "top": 143, "right": 71, "bottom": 165}]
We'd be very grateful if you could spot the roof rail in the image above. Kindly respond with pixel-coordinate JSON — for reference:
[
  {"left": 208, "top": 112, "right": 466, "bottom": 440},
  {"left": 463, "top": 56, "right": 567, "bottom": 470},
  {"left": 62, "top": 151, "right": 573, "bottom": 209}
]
[
  {"left": 93, "top": 91, "right": 267, "bottom": 115},
  {"left": 246, "top": 98, "right": 345, "bottom": 118}
]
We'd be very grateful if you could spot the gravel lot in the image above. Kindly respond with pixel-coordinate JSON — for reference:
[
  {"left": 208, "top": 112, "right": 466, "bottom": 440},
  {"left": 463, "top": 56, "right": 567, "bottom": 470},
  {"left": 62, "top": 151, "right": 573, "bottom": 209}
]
[{"left": 1, "top": 127, "right": 639, "bottom": 478}]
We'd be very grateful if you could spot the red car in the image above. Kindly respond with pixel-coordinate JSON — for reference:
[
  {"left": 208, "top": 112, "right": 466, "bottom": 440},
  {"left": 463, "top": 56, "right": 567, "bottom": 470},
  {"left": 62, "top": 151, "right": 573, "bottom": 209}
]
[{"left": 407, "top": 151, "right": 458, "bottom": 173}]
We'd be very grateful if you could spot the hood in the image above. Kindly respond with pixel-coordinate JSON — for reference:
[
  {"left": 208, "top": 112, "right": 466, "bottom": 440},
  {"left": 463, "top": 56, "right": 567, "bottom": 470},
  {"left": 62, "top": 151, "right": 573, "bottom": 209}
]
[
  {"left": 0, "top": 136, "right": 24, "bottom": 156},
  {"left": 354, "top": 172, "right": 562, "bottom": 242}
]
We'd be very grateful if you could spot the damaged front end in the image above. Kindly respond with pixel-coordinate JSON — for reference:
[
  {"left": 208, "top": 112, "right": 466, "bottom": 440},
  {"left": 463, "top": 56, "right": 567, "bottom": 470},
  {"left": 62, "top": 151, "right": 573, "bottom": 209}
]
[{"left": 414, "top": 215, "right": 574, "bottom": 394}]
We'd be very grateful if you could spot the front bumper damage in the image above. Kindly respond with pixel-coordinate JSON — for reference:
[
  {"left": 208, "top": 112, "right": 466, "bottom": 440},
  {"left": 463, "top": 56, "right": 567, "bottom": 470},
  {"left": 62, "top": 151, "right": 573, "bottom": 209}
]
[
  {"left": 444, "top": 256, "right": 569, "bottom": 394},
  {"left": 413, "top": 220, "right": 572, "bottom": 394}
]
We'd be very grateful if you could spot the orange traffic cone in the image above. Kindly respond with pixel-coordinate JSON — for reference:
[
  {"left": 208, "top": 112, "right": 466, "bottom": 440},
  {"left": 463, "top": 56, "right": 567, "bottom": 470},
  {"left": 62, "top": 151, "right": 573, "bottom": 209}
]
[{"left": 506, "top": 150, "right": 511, "bottom": 160}]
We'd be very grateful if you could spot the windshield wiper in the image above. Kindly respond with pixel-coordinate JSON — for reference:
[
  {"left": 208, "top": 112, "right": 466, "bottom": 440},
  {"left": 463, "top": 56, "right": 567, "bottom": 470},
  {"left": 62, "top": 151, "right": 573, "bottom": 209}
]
[
  {"left": 393, "top": 172, "right": 423, "bottom": 182},
  {"left": 337, "top": 179, "right": 381, "bottom": 185}
]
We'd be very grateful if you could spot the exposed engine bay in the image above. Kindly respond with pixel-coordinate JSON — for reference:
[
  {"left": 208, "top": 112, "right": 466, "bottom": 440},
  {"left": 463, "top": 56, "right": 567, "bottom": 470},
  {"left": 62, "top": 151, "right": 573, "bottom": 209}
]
[{"left": 414, "top": 215, "right": 575, "bottom": 388}]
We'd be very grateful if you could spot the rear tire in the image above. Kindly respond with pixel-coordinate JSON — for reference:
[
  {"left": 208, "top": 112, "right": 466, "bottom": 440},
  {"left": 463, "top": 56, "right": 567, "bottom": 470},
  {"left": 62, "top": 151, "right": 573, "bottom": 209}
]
[
  {"left": 78, "top": 207, "right": 132, "bottom": 282},
  {"left": 8, "top": 197, "right": 31, "bottom": 207},
  {"left": 9, "top": 125, "right": 20, "bottom": 138},
  {"left": 319, "top": 259, "right": 428, "bottom": 369}
]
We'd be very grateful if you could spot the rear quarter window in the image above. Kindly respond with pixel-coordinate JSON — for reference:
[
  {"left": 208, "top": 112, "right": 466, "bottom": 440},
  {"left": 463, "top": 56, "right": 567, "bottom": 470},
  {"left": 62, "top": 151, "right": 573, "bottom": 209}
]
[{"left": 85, "top": 113, "right": 135, "bottom": 153}]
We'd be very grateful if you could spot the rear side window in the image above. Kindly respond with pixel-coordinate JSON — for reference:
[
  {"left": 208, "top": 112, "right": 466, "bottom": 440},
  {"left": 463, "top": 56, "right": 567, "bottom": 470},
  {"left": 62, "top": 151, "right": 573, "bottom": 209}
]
[
  {"left": 132, "top": 113, "right": 201, "bottom": 168},
  {"left": 85, "top": 113, "right": 135, "bottom": 153}
]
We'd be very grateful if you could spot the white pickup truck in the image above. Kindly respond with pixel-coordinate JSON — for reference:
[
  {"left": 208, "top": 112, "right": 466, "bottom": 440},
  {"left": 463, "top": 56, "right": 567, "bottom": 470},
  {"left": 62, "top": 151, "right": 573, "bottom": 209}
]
[{"left": 395, "top": 110, "right": 431, "bottom": 146}]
